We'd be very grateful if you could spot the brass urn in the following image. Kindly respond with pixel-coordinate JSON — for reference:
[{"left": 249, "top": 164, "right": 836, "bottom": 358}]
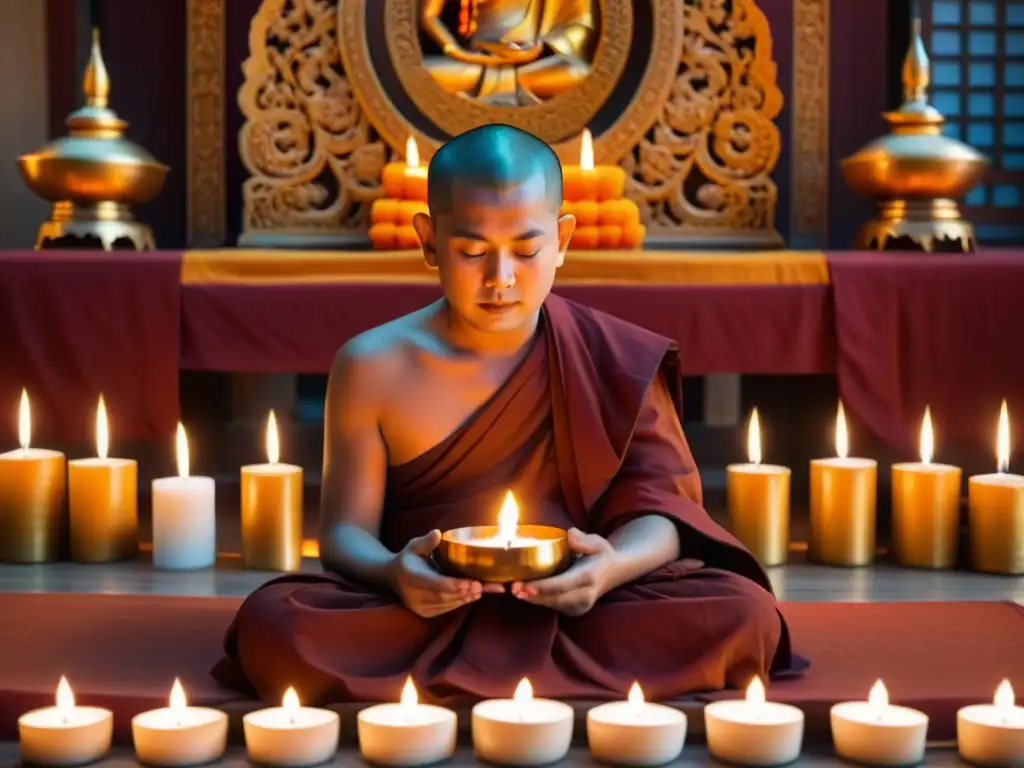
[
  {"left": 841, "top": 20, "right": 988, "bottom": 252},
  {"left": 17, "top": 30, "right": 168, "bottom": 250}
]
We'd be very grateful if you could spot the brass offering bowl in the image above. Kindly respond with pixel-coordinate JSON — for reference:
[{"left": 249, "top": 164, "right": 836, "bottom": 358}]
[{"left": 436, "top": 525, "right": 572, "bottom": 583}]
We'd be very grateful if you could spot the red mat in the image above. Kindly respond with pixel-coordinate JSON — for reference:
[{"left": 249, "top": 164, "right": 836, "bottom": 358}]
[{"left": 0, "top": 594, "right": 1021, "bottom": 744}]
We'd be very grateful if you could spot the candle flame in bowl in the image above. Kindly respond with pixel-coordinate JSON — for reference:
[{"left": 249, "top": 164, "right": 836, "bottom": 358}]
[
  {"left": 745, "top": 677, "right": 766, "bottom": 705},
  {"left": 835, "top": 401, "right": 849, "bottom": 460},
  {"left": 282, "top": 687, "right": 300, "bottom": 710},
  {"left": 868, "top": 679, "right": 889, "bottom": 709},
  {"left": 176, "top": 423, "right": 189, "bottom": 478},
  {"left": 747, "top": 408, "right": 762, "bottom": 466},
  {"left": 169, "top": 678, "right": 187, "bottom": 711},
  {"left": 498, "top": 490, "right": 519, "bottom": 545},
  {"left": 514, "top": 678, "right": 533, "bottom": 704},
  {"left": 401, "top": 676, "right": 418, "bottom": 708},
  {"left": 56, "top": 676, "right": 75, "bottom": 714},
  {"left": 406, "top": 136, "right": 420, "bottom": 169},
  {"left": 994, "top": 679, "right": 1015, "bottom": 710},
  {"left": 997, "top": 400, "right": 1010, "bottom": 473},
  {"left": 18, "top": 388, "right": 30, "bottom": 451},
  {"left": 266, "top": 410, "right": 279, "bottom": 465},
  {"left": 580, "top": 128, "right": 594, "bottom": 171},
  {"left": 96, "top": 395, "right": 109, "bottom": 460},
  {"left": 919, "top": 407, "right": 933, "bottom": 465}
]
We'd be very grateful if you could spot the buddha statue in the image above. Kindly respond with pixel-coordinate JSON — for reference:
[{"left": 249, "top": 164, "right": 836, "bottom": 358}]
[{"left": 420, "top": 0, "right": 598, "bottom": 106}]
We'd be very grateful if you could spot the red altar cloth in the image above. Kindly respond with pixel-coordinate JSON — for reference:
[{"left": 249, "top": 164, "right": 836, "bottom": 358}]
[
  {"left": 828, "top": 252, "right": 1024, "bottom": 457},
  {"left": 0, "top": 251, "right": 182, "bottom": 444}
]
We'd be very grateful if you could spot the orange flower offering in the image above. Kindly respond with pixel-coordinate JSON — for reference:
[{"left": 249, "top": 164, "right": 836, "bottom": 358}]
[{"left": 372, "top": 136, "right": 430, "bottom": 250}]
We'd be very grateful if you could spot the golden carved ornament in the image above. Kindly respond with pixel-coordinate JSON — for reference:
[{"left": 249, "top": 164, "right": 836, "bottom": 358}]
[
  {"left": 239, "top": 0, "right": 785, "bottom": 248},
  {"left": 791, "top": 0, "right": 829, "bottom": 244},
  {"left": 187, "top": 0, "right": 226, "bottom": 247}
]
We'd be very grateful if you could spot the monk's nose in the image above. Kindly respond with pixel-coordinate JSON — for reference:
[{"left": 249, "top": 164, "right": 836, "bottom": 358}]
[{"left": 484, "top": 254, "right": 516, "bottom": 290}]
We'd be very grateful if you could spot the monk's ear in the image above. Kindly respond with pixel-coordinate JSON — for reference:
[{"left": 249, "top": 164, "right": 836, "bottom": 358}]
[
  {"left": 413, "top": 212, "right": 438, "bottom": 269},
  {"left": 555, "top": 213, "right": 575, "bottom": 267}
]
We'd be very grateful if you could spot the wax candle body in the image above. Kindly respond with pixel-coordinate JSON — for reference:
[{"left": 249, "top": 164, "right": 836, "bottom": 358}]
[
  {"left": 472, "top": 697, "right": 574, "bottom": 766},
  {"left": 704, "top": 699, "right": 804, "bottom": 766},
  {"left": 68, "top": 457, "right": 138, "bottom": 563},
  {"left": 244, "top": 705, "right": 340, "bottom": 767},
  {"left": 151, "top": 476, "right": 216, "bottom": 570},
  {"left": 968, "top": 473, "right": 1024, "bottom": 574},
  {"left": 958, "top": 703, "right": 1024, "bottom": 766},
  {"left": 891, "top": 462, "right": 961, "bottom": 569},
  {"left": 562, "top": 166, "right": 598, "bottom": 202},
  {"left": 132, "top": 706, "right": 228, "bottom": 766},
  {"left": 727, "top": 463, "right": 791, "bottom": 566},
  {"left": 809, "top": 457, "right": 877, "bottom": 566},
  {"left": 0, "top": 448, "right": 66, "bottom": 563},
  {"left": 830, "top": 702, "right": 928, "bottom": 766},
  {"left": 18, "top": 705, "right": 113, "bottom": 766},
  {"left": 586, "top": 701, "right": 687, "bottom": 766},
  {"left": 358, "top": 703, "right": 457, "bottom": 766},
  {"left": 241, "top": 463, "right": 302, "bottom": 572}
]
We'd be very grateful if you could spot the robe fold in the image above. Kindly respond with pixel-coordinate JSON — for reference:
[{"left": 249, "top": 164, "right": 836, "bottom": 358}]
[{"left": 212, "top": 294, "right": 806, "bottom": 705}]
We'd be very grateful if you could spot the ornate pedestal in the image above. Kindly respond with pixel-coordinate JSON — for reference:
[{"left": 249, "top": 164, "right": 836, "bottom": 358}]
[{"left": 238, "top": 0, "right": 786, "bottom": 249}]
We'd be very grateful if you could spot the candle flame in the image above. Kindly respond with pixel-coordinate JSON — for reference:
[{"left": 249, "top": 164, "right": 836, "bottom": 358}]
[
  {"left": 401, "top": 676, "right": 418, "bottom": 708},
  {"left": 995, "top": 679, "right": 1015, "bottom": 709},
  {"left": 18, "top": 388, "right": 30, "bottom": 450},
  {"left": 919, "top": 406, "right": 933, "bottom": 465},
  {"left": 835, "top": 401, "right": 849, "bottom": 459},
  {"left": 997, "top": 400, "right": 1010, "bottom": 473},
  {"left": 514, "top": 678, "right": 533, "bottom": 704},
  {"left": 745, "top": 677, "right": 766, "bottom": 705},
  {"left": 169, "top": 678, "right": 187, "bottom": 711},
  {"left": 96, "top": 395, "right": 109, "bottom": 460},
  {"left": 176, "top": 422, "right": 189, "bottom": 478},
  {"left": 868, "top": 679, "right": 889, "bottom": 709},
  {"left": 627, "top": 681, "right": 645, "bottom": 714},
  {"left": 580, "top": 128, "right": 594, "bottom": 171},
  {"left": 498, "top": 490, "right": 519, "bottom": 544},
  {"left": 406, "top": 136, "right": 420, "bottom": 169},
  {"left": 747, "top": 408, "right": 762, "bottom": 466},
  {"left": 56, "top": 676, "right": 75, "bottom": 713},
  {"left": 266, "top": 410, "right": 279, "bottom": 465},
  {"left": 282, "top": 687, "right": 300, "bottom": 710}
]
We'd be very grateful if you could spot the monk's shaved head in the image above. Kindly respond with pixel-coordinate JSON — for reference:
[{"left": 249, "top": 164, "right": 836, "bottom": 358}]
[{"left": 427, "top": 124, "right": 563, "bottom": 216}]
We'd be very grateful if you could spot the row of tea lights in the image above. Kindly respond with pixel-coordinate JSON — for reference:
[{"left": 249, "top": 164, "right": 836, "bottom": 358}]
[
  {"left": 727, "top": 401, "right": 1024, "bottom": 573},
  {"left": 0, "top": 391, "right": 301, "bottom": 570},
  {"left": 18, "top": 675, "right": 1023, "bottom": 767}
]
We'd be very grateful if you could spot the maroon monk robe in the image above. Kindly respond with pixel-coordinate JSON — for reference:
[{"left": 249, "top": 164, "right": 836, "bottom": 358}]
[{"left": 212, "top": 294, "right": 804, "bottom": 705}]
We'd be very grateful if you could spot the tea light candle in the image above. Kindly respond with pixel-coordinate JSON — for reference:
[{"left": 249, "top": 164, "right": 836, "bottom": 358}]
[
  {"left": 132, "top": 679, "right": 228, "bottom": 766},
  {"left": 151, "top": 423, "right": 216, "bottom": 570},
  {"left": 18, "top": 677, "right": 113, "bottom": 766},
  {"left": 958, "top": 680, "right": 1024, "bottom": 766},
  {"left": 358, "top": 676, "right": 457, "bottom": 766},
  {"left": 704, "top": 677, "right": 804, "bottom": 766},
  {"left": 0, "top": 389, "right": 66, "bottom": 563},
  {"left": 68, "top": 395, "right": 138, "bottom": 563},
  {"left": 241, "top": 410, "right": 303, "bottom": 572},
  {"left": 587, "top": 682, "right": 687, "bottom": 766},
  {"left": 969, "top": 401, "right": 1024, "bottom": 575},
  {"left": 468, "top": 490, "right": 548, "bottom": 548},
  {"left": 727, "top": 409, "right": 791, "bottom": 566},
  {"left": 891, "top": 407, "right": 962, "bottom": 569},
  {"left": 244, "top": 686, "right": 339, "bottom": 767},
  {"left": 809, "top": 402, "right": 878, "bottom": 566},
  {"left": 472, "top": 678, "right": 574, "bottom": 766},
  {"left": 831, "top": 680, "right": 928, "bottom": 766}
]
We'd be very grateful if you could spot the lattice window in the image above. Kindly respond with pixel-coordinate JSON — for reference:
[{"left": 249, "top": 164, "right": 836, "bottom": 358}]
[{"left": 920, "top": 0, "right": 1024, "bottom": 244}]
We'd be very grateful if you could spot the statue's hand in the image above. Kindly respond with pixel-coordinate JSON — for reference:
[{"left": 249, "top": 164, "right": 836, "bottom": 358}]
[
  {"left": 472, "top": 39, "right": 544, "bottom": 65},
  {"left": 444, "top": 43, "right": 509, "bottom": 66}
]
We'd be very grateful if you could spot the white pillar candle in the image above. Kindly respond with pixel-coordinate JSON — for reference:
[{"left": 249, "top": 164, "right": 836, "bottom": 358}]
[
  {"left": 244, "top": 686, "right": 339, "bottom": 767},
  {"left": 18, "top": 677, "right": 112, "bottom": 766},
  {"left": 958, "top": 680, "right": 1024, "bottom": 767},
  {"left": 704, "top": 678, "right": 804, "bottom": 766},
  {"left": 358, "top": 677, "right": 457, "bottom": 766},
  {"left": 472, "top": 678, "right": 574, "bottom": 766},
  {"left": 132, "top": 678, "right": 227, "bottom": 766},
  {"left": 831, "top": 680, "right": 928, "bottom": 766},
  {"left": 586, "top": 682, "right": 687, "bottom": 766},
  {"left": 151, "top": 423, "right": 216, "bottom": 570}
]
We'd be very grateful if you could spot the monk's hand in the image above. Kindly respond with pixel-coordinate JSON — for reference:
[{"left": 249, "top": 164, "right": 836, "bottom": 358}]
[
  {"left": 510, "top": 528, "right": 615, "bottom": 617},
  {"left": 389, "top": 530, "right": 503, "bottom": 618}
]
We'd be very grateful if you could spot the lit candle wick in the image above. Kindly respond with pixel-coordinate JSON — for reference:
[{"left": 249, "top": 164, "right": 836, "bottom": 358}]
[
  {"left": 61, "top": 714, "right": 69, "bottom": 725},
  {"left": 289, "top": 713, "right": 296, "bottom": 726}
]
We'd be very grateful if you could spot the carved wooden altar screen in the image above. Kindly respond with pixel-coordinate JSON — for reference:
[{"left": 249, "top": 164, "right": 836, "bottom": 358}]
[{"left": 232, "top": 0, "right": 787, "bottom": 249}]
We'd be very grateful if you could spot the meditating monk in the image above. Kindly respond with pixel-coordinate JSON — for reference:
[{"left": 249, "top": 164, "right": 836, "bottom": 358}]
[{"left": 213, "top": 124, "right": 804, "bottom": 706}]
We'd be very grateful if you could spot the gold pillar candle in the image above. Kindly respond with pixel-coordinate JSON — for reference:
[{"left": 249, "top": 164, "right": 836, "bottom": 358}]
[
  {"left": 68, "top": 396, "right": 138, "bottom": 563},
  {"left": 727, "top": 409, "right": 791, "bottom": 566},
  {"left": 241, "top": 410, "right": 303, "bottom": 572},
  {"left": 968, "top": 401, "right": 1024, "bottom": 575},
  {"left": 891, "top": 406, "right": 963, "bottom": 569},
  {"left": 809, "top": 402, "right": 878, "bottom": 566},
  {"left": 0, "top": 390, "right": 66, "bottom": 563}
]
